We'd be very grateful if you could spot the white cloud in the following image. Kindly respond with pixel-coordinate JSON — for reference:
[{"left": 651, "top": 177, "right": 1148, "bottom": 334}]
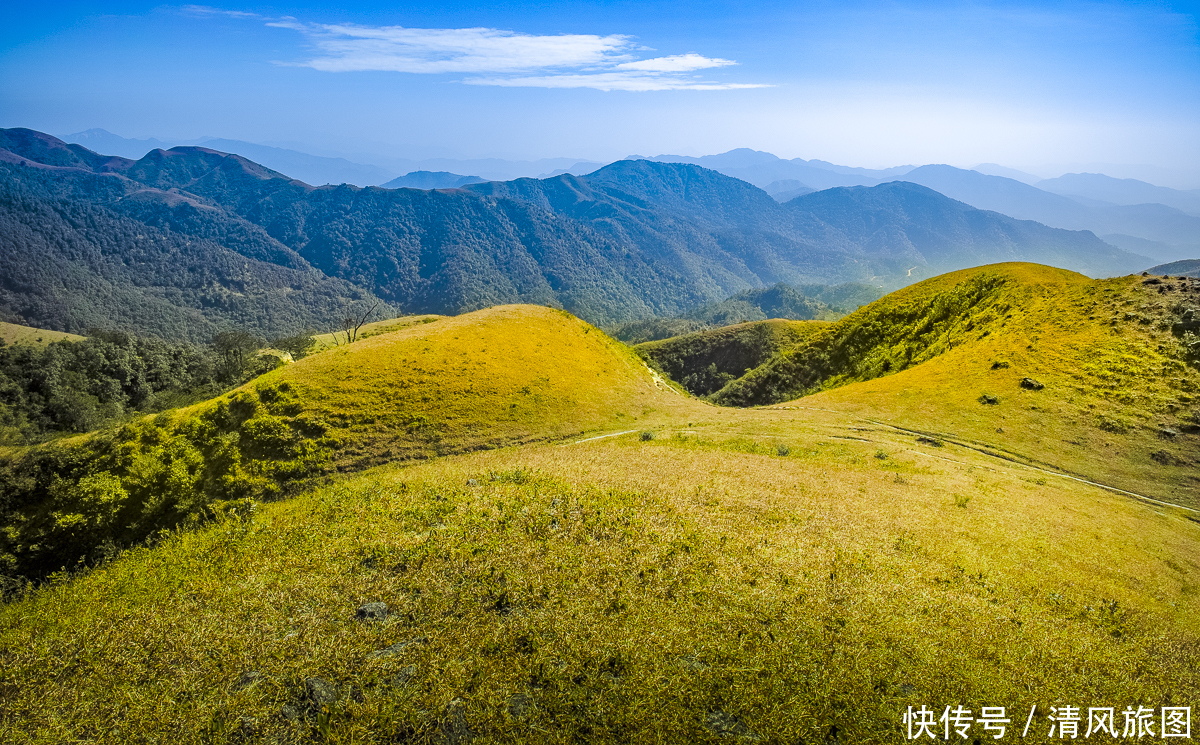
[
  {"left": 614, "top": 53, "right": 735, "bottom": 73},
  {"left": 262, "top": 18, "right": 765, "bottom": 91},
  {"left": 183, "top": 5, "right": 262, "bottom": 20},
  {"left": 466, "top": 73, "right": 767, "bottom": 92},
  {"left": 270, "top": 21, "right": 634, "bottom": 74}
]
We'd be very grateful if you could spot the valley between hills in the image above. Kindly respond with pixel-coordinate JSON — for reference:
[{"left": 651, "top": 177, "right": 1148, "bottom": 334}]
[{"left": 0, "top": 131, "right": 1198, "bottom": 744}]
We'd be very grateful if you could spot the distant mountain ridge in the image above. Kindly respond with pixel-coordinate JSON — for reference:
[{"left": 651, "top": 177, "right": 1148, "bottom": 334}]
[
  {"left": 0, "top": 128, "right": 1150, "bottom": 341},
  {"left": 381, "top": 171, "right": 487, "bottom": 189},
  {"left": 896, "top": 165, "right": 1200, "bottom": 263}
]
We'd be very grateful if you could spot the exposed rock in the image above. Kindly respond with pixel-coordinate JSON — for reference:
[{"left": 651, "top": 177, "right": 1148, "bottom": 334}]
[
  {"left": 389, "top": 665, "right": 418, "bottom": 686},
  {"left": 466, "top": 479, "right": 480, "bottom": 487},
  {"left": 368, "top": 637, "right": 428, "bottom": 659},
  {"left": 304, "top": 677, "right": 339, "bottom": 708},
  {"left": 704, "top": 709, "right": 762, "bottom": 740},
  {"left": 506, "top": 692, "right": 534, "bottom": 719},
  {"left": 437, "top": 698, "right": 475, "bottom": 745},
  {"left": 676, "top": 655, "right": 708, "bottom": 671},
  {"left": 355, "top": 602, "right": 389, "bottom": 621},
  {"left": 1151, "top": 450, "right": 1185, "bottom": 466},
  {"left": 978, "top": 394, "right": 1000, "bottom": 405},
  {"left": 1019, "top": 377, "right": 1044, "bottom": 390},
  {"left": 1159, "top": 428, "right": 1179, "bottom": 439},
  {"left": 233, "top": 669, "right": 263, "bottom": 691}
]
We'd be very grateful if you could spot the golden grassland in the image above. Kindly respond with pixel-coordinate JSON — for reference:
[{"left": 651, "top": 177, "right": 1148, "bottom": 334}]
[
  {"left": 243, "top": 305, "right": 687, "bottom": 469},
  {"left": 2, "top": 419, "right": 1197, "bottom": 743},
  {"left": 310, "top": 317, "right": 443, "bottom": 354},
  {"left": 1, "top": 264, "right": 1198, "bottom": 743},
  {"left": 707, "top": 264, "right": 1199, "bottom": 506},
  {"left": 802, "top": 267, "right": 1200, "bottom": 506},
  {"left": 0, "top": 322, "right": 85, "bottom": 347}
]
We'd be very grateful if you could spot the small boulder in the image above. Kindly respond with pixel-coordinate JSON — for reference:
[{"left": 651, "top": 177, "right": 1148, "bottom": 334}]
[
  {"left": 233, "top": 669, "right": 263, "bottom": 691},
  {"left": 355, "top": 602, "right": 389, "bottom": 621},
  {"left": 704, "top": 710, "right": 762, "bottom": 740},
  {"left": 438, "top": 698, "right": 475, "bottom": 745},
  {"left": 1019, "top": 378, "right": 1045, "bottom": 391},
  {"left": 390, "top": 665, "right": 418, "bottom": 686},
  {"left": 367, "top": 637, "right": 428, "bottom": 659},
  {"left": 506, "top": 692, "right": 534, "bottom": 718},
  {"left": 305, "top": 677, "right": 339, "bottom": 708},
  {"left": 978, "top": 394, "right": 1000, "bottom": 405},
  {"left": 466, "top": 478, "right": 480, "bottom": 487}
]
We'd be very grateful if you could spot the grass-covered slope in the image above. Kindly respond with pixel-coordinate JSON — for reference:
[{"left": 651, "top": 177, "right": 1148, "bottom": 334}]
[
  {"left": 2, "top": 424, "right": 1197, "bottom": 743},
  {"left": 637, "top": 320, "right": 827, "bottom": 396},
  {"left": 256, "top": 304, "right": 676, "bottom": 469},
  {"left": 0, "top": 322, "right": 84, "bottom": 347},
  {"left": 0, "top": 306, "right": 678, "bottom": 580},
  {"left": 712, "top": 263, "right": 1200, "bottom": 503}
]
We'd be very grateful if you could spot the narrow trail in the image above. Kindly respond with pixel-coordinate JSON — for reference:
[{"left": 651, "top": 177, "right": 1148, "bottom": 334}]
[{"left": 761, "top": 404, "right": 1200, "bottom": 515}]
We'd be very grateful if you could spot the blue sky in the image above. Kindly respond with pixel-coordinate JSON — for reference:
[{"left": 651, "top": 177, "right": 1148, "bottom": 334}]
[{"left": 2, "top": 1, "right": 1198, "bottom": 176}]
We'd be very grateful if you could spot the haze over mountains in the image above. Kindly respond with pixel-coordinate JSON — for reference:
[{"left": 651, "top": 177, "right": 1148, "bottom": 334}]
[
  {"left": 0, "top": 127, "right": 1172, "bottom": 343},
  {"left": 56, "top": 131, "right": 1200, "bottom": 266}
]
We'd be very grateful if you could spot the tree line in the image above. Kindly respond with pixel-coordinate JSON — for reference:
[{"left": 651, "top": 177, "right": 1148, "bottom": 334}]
[{"left": 0, "top": 328, "right": 315, "bottom": 445}]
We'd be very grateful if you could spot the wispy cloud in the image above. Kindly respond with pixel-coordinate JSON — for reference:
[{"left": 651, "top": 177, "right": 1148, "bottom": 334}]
[
  {"left": 182, "top": 5, "right": 262, "bottom": 20},
  {"left": 262, "top": 18, "right": 766, "bottom": 91}
]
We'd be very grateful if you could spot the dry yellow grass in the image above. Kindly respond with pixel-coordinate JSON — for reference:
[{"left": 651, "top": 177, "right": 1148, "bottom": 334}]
[
  {"left": 0, "top": 322, "right": 85, "bottom": 347},
  {"left": 2, "top": 277, "right": 1198, "bottom": 744},
  {"left": 1, "top": 417, "right": 1196, "bottom": 743},
  {"left": 310, "top": 316, "right": 443, "bottom": 353},
  {"left": 246, "top": 304, "right": 688, "bottom": 468}
]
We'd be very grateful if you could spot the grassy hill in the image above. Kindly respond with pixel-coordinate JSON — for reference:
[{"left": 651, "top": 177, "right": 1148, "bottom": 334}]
[
  {"left": 709, "top": 263, "right": 1200, "bottom": 503},
  {"left": 606, "top": 282, "right": 880, "bottom": 344},
  {"left": 1149, "top": 259, "right": 1200, "bottom": 278},
  {"left": 1, "top": 269, "right": 1198, "bottom": 743},
  {"left": 253, "top": 304, "right": 679, "bottom": 470},
  {"left": 0, "top": 305, "right": 682, "bottom": 580},
  {"left": 0, "top": 322, "right": 84, "bottom": 347},
  {"left": 2, "top": 408, "right": 1196, "bottom": 743}
]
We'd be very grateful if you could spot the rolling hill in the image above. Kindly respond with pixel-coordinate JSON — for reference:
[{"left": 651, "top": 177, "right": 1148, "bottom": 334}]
[
  {"left": 1149, "top": 259, "right": 1200, "bottom": 278},
  {"left": 695, "top": 263, "right": 1198, "bottom": 501},
  {"left": 1, "top": 265, "right": 1197, "bottom": 743},
  {"left": 0, "top": 305, "right": 682, "bottom": 580},
  {"left": 0, "top": 128, "right": 1150, "bottom": 342},
  {"left": 607, "top": 282, "right": 873, "bottom": 344}
]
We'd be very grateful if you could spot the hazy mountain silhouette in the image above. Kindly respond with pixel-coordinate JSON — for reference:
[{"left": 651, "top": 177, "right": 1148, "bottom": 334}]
[
  {"left": 898, "top": 165, "right": 1200, "bottom": 262},
  {"left": 381, "top": 171, "right": 487, "bottom": 189},
  {"left": 0, "top": 128, "right": 1150, "bottom": 339},
  {"left": 1037, "top": 173, "right": 1200, "bottom": 216}
]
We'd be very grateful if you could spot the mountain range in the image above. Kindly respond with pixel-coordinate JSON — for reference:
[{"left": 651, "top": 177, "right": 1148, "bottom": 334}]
[
  {"left": 1, "top": 127, "right": 1153, "bottom": 342},
  {"left": 56, "top": 132, "right": 1200, "bottom": 265}
]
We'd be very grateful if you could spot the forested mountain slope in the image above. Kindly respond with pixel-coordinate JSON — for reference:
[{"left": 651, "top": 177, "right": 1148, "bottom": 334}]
[{"left": 0, "top": 129, "right": 1149, "bottom": 338}]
